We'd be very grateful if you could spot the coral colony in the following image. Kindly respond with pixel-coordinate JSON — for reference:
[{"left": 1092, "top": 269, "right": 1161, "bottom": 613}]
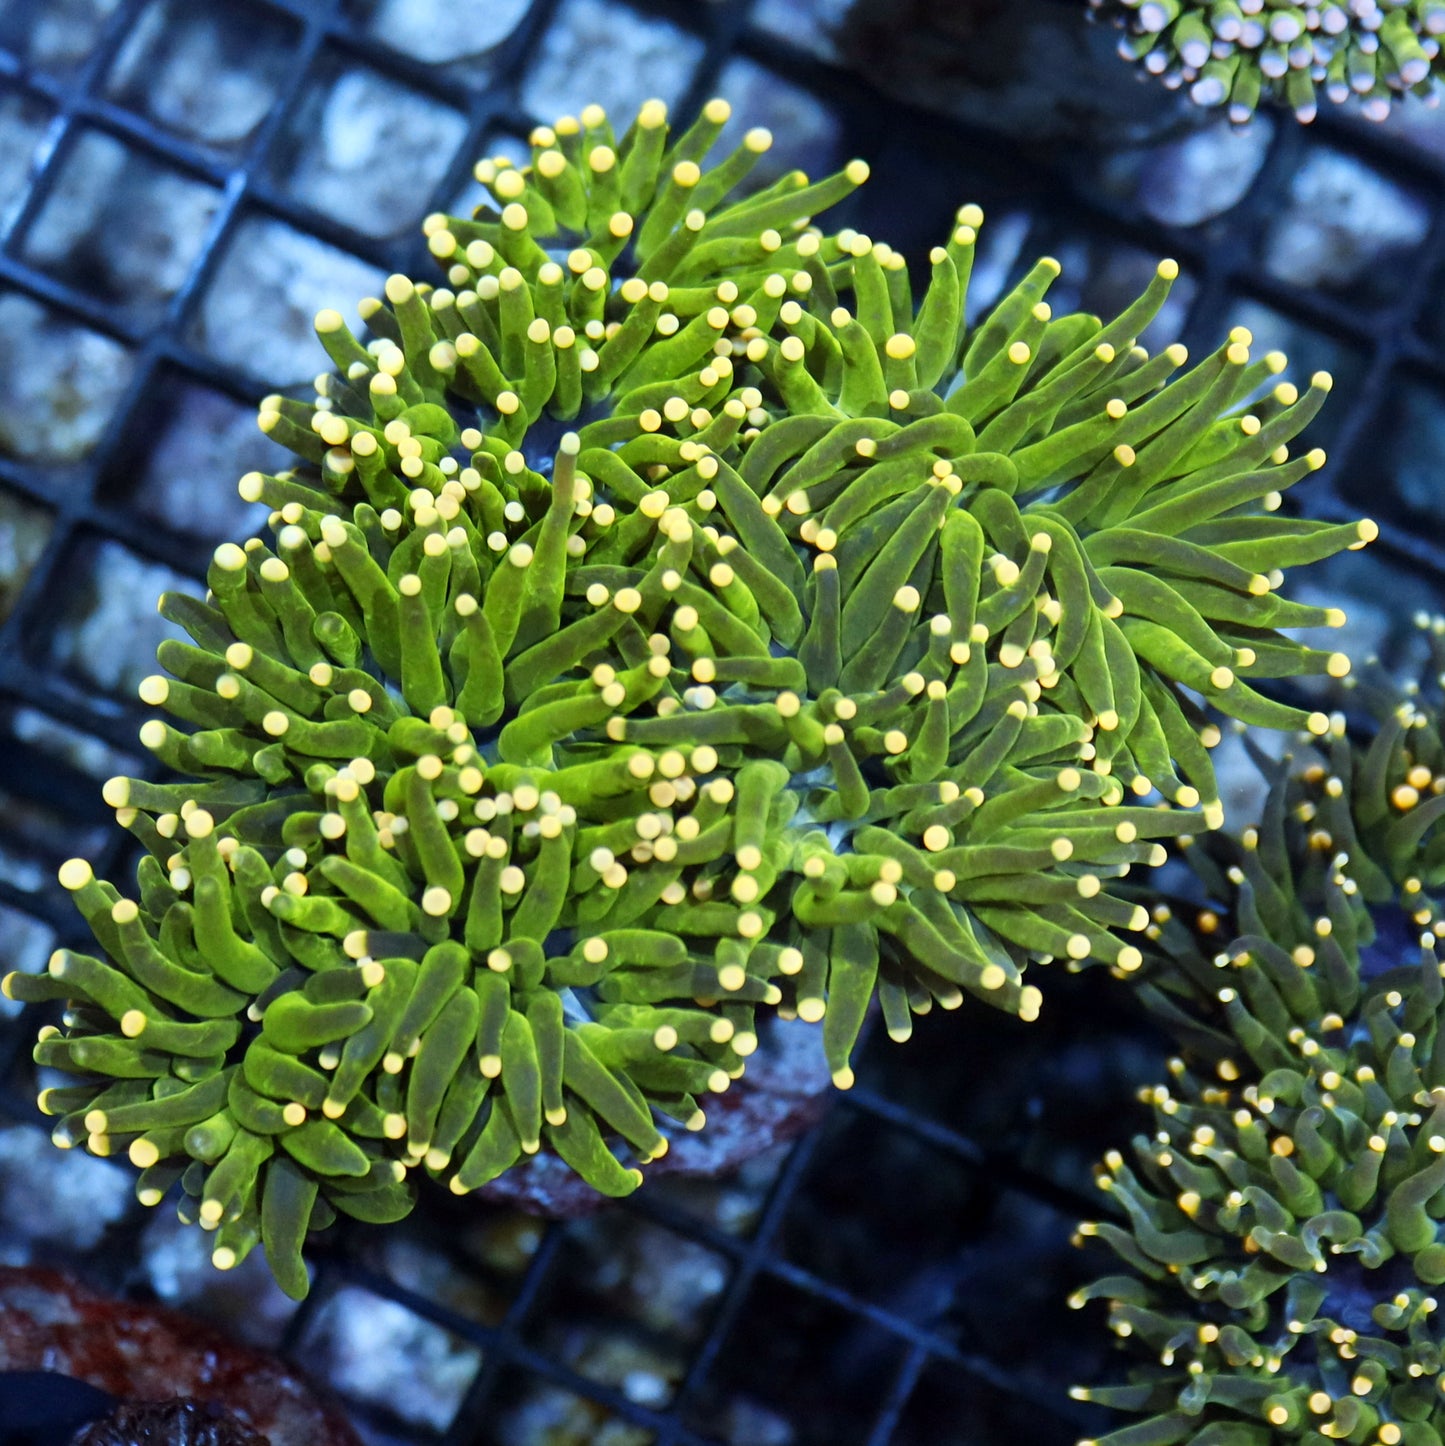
[
  {"left": 1075, "top": 624, "right": 1445, "bottom": 1445},
  {"left": 1089, "top": 0, "right": 1445, "bottom": 122},
  {"left": 5, "top": 98, "right": 1370, "bottom": 1299}
]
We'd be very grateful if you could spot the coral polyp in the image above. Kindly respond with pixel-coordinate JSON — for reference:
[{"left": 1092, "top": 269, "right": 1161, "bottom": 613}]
[
  {"left": 8, "top": 96, "right": 1367, "bottom": 1296},
  {"left": 1090, "top": 0, "right": 1445, "bottom": 123},
  {"left": 1075, "top": 624, "right": 1445, "bottom": 1445}
]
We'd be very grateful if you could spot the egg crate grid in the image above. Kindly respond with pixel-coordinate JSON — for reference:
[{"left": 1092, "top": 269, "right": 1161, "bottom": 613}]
[{"left": 0, "top": 0, "right": 1442, "bottom": 1442}]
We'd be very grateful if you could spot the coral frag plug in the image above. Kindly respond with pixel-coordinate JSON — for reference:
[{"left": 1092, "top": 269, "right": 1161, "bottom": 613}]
[{"left": 1090, "top": 0, "right": 1444, "bottom": 122}]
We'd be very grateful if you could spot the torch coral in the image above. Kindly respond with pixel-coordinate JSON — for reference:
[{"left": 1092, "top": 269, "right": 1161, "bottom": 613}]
[
  {"left": 1089, "top": 0, "right": 1445, "bottom": 123},
  {"left": 1074, "top": 621, "right": 1445, "bottom": 1444},
  {"left": 6, "top": 96, "right": 1367, "bottom": 1296}
]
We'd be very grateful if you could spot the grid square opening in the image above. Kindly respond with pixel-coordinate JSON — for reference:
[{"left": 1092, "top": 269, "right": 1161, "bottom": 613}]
[
  {"left": 41, "top": 532, "right": 201, "bottom": 701},
  {"left": 96, "top": 367, "right": 277, "bottom": 546},
  {"left": 521, "top": 1215, "right": 730, "bottom": 1411},
  {"left": 16, "top": 126, "right": 223, "bottom": 321},
  {"left": 520, "top": 0, "right": 705, "bottom": 128},
  {"left": 0, "top": 488, "right": 55, "bottom": 628},
  {"left": 188, "top": 211, "right": 385, "bottom": 386},
  {"left": 0, "top": 292, "right": 135, "bottom": 472},
  {"left": 103, "top": 0, "right": 301, "bottom": 151},
  {"left": 682, "top": 1269, "right": 909, "bottom": 1446},
  {"left": 270, "top": 53, "right": 471, "bottom": 240},
  {"left": 297, "top": 1281, "right": 485, "bottom": 1437},
  {"left": 345, "top": 0, "right": 533, "bottom": 75}
]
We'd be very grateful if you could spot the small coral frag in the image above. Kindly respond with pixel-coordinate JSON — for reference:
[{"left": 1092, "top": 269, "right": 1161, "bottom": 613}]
[
  {"left": 1090, "top": 0, "right": 1445, "bottom": 123},
  {"left": 8, "top": 97, "right": 1365, "bottom": 1297},
  {"left": 1075, "top": 628, "right": 1445, "bottom": 1445}
]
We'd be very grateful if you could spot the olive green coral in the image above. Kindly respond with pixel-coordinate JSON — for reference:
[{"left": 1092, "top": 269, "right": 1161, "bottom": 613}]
[
  {"left": 8, "top": 96, "right": 1367, "bottom": 1297},
  {"left": 1074, "top": 623, "right": 1445, "bottom": 1445},
  {"left": 1090, "top": 0, "right": 1444, "bottom": 123}
]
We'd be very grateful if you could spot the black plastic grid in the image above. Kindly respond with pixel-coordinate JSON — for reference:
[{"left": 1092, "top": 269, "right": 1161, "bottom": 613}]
[{"left": 1, "top": 2, "right": 1444, "bottom": 1442}]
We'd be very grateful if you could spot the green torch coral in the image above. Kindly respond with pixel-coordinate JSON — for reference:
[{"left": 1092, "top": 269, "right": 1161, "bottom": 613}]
[
  {"left": 6, "top": 96, "right": 1368, "bottom": 1296},
  {"left": 1074, "top": 622, "right": 1445, "bottom": 1445},
  {"left": 1089, "top": 0, "right": 1444, "bottom": 123}
]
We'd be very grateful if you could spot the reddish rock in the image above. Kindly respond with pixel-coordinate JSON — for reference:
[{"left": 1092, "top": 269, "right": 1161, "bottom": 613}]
[
  {"left": 480, "top": 1014, "right": 834, "bottom": 1218},
  {"left": 0, "top": 1268, "right": 359, "bottom": 1446}
]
